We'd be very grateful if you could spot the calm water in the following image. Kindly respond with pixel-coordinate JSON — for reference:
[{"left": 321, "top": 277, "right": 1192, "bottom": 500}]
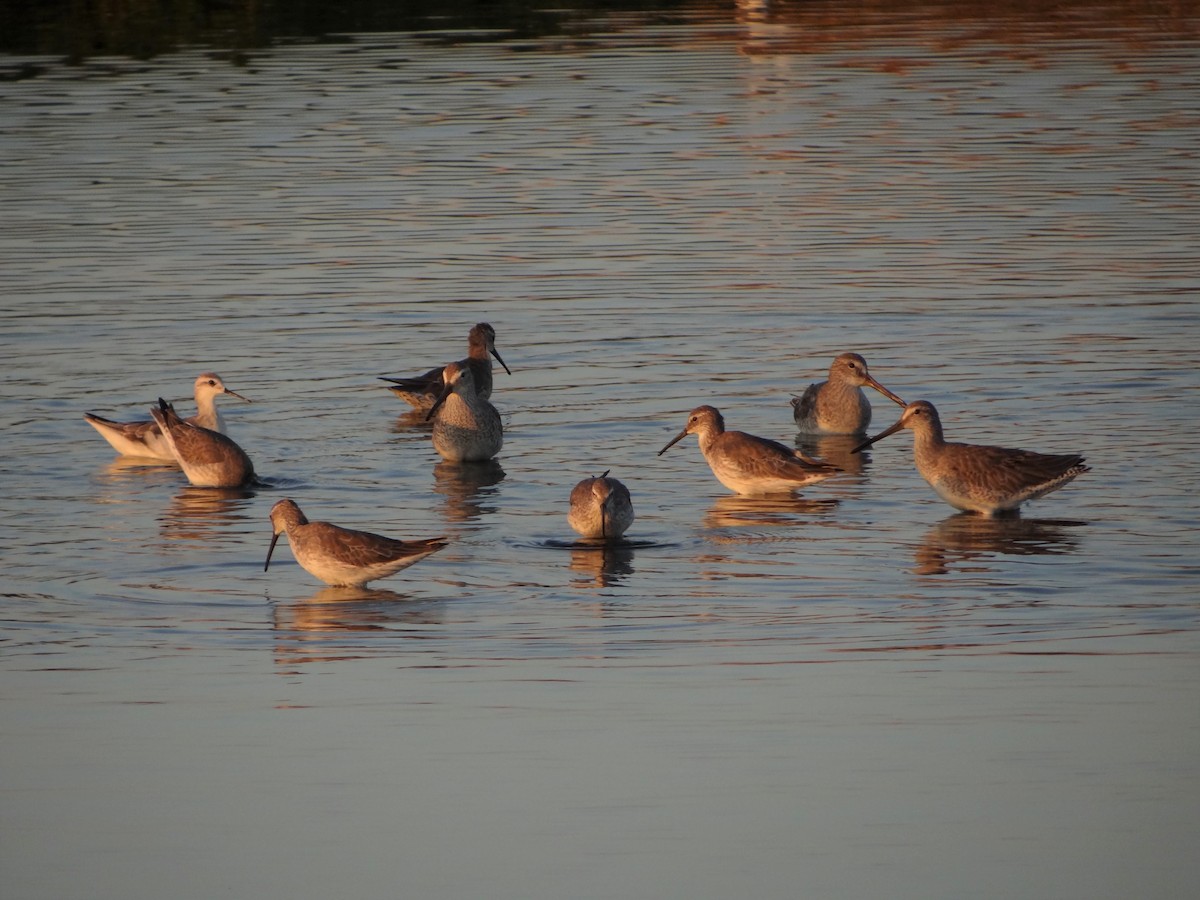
[{"left": 3, "top": 3, "right": 1199, "bottom": 898}]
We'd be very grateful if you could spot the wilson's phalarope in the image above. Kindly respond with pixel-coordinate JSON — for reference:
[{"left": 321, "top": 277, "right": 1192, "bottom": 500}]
[
  {"left": 659, "top": 405, "right": 841, "bottom": 495},
  {"left": 265, "top": 496, "right": 448, "bottom": 588},
  {"left": 426, "top": 361, "right": 503, "bottom": 462},
  {"left": 84, "top": 372, "right": 250, "bottom": 460},
  {"left": 265, "top": 499, "right": 448, "bottom": 588},
  {"left": 150, "top": 398, "right": 255, "bottom": 488},
  {"left": 381, "top": 322, "right": 511, "bottom": 410},
  {"left": 791, "top": 353, "right": 905, "bottom": 434},
  {"left": 568, "top": 470, "right": 635, "bottom": 541},
  {"left": 853, "top": 400, "right": 1089, "bottom": 515}
]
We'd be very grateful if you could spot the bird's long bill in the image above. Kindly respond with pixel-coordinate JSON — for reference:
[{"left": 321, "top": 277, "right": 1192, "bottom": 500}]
[
  {"left": 226, "top": 389, "right": 252, "bottom": 403},
  {"left": 264, "top": 532, "right": 282, "bottom": 572},
  {"left": 865, "top": 376, "right": 906, "bottom": 408},
  {"left": 851, "top": 416, "right": 907, "bottom": 454},
  {"left": 491, "top": 347, "right": 512, "bottom": 376},
  {"left": 426, "top": 381, "right": 454, "bottom": 421},
  {"left": 657, "top": 428, "right": 689, "bottom": 457}
]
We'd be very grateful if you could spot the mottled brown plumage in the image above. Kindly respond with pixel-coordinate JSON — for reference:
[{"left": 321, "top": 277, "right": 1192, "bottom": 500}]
[
  {"left": 853, "top": 400, "right": 1089, "bottom": 515},
  {"left": 149, "top": 398, "right": 254, "bottom": 488},
  {"left": 568, "top": 471, "right": 635, "bottom": 540},
  {"left": 84, "top": 372, "right": 250, "bottom": 460},
  {"left": 659, "top": 405, "right": 840, "bottom": 495},
  {"left": 265, "top": 499, "right": 448, "bottom": 587},
  {"left": 791, "top": 353, "right": 905, "bottom": 435}
]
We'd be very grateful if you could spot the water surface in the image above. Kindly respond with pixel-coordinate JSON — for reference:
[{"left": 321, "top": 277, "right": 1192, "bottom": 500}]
[{"left": 2, "top": 4, "right": 1198, "bottom": 899}]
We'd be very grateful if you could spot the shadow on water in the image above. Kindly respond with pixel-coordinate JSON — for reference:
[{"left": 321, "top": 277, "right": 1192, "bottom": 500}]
[{"left": 913, "top": 513, "right": 1087, "bottom": 576}]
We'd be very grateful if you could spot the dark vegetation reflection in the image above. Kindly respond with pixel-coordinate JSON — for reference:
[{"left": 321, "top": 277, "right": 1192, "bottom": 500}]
[
  {"left": 0, "top": 0, "right": 686, "bottom": 64},
  {"left": 0, "top": 0, "right": 1192, "bottom": 68}
]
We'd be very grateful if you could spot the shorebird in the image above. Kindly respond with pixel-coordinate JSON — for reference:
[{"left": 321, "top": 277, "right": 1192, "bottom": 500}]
[
  {"left": 265, "top": 499, "right": 448, "bottom": 588},
  {"left": 852, "top": 400, "right": 1089, "bottom": 515},
  {"left": 84, "top": 372, "right": 250, "bottom": 460},
  {"left": 659, "top": 405, "right": 841, "bottom": 495},
  {"left": 568, "top": 470, "right": 635, "bottom": 541},
  {"left": 791, "top": 352, "right": 905, "bottom": 434},
  {"left": 149, "top": 398, "right": 255, "bottom": 487},
  {"left": 426, "top": 361, "right": 503, "bottom": 462},
  {"left": 381, "top": 322, "right": 511, "bottom": 411}
]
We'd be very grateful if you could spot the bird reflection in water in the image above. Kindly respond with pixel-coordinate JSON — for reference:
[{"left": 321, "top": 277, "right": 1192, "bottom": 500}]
[
  {"left": 795, "top": 433, "right": 870, "bottom": 477},
  {"left": 568, "top": 541, "right": 636, "bottom": 588},
  {"left": 271, "top": 588, "right": 445, "bottom": 668},
  {"left": 391, "top": 408, "right": 433, "bottom": 430},
  {"left": 704, "top": 493, "right": 839, "bottom": 530},
  {"left": 102, "top": 454, "right": 176, "bottom": 476},
  {"left": 159, "top": 485, "right": 256, "bottom": 544},
  {"left": 914, "top": 513, "right": 1084, "bottom": 576},
  {"left": 432, "top": 459, "right": 505, "bottom": 525}
]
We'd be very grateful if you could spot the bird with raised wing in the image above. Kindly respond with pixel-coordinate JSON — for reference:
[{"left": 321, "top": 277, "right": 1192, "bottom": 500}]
[{"left": 85, "top": 372, "right": 250, "bottom": 460}]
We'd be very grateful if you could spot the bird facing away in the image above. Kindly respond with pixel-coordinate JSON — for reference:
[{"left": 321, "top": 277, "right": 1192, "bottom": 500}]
[
  {"left": 381, "top": 322, "right": 511, "bottom": 410},
  {"left": 659, "top": 405, "right": 841, "bottom": 495},
  {"left": 791, "top": 352, "right": 905, "bottom": 435},
  {"left": 149, "top": 398, "right": 255, "bottom": 488},
  {"left": 265, "top": 499, "right": 448, "bottom": 588},
  {"left": 84, "top": 372, "right": 250, "bottom": 460},
  {"left": 426, "top": 361, "right": 504, "bottom": 462},
  {"left": 568, "top": 470, "right": 635, "bottom": 541},
  {"left": 852, "top": 400, "right": 1089, "bottom": 516}
]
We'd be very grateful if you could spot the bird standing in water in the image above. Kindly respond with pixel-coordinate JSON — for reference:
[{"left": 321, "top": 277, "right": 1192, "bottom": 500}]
[
  {"left": 659, "top": 405, "right": 840, "bottom": 495},
  {"left": 853, "top": 400, "right": 1089, "bottom": 515},
  {"left": 265, "top": 499, "right": 448, "bottom": 588}
]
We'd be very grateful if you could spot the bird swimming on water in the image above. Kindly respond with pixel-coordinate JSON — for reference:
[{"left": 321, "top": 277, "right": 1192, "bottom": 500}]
[
  {"left": 791, "top": 352, "right": 905, "bottom": 435},
  {"left": 852, "top": 400, "right": 1089, "bottom": 516},
  {"left": 149, "top": 397, "right": 255, "bottom": 488},
  {"left": 568, "top": 470, "right": 635, "bottom": 541},
  {"left": 84, "top": 372, "right": 250, "bottom": 460}
]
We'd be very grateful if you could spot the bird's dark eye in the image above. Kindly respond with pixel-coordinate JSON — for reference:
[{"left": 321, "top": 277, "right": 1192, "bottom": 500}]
[{"left": 207, "top": 380, "right": 217, "bottom": 386}]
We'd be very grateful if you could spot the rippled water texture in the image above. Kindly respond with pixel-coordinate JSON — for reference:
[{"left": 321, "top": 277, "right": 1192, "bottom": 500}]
[{"left": 3, "top": 4, "right": 1199, "bottom": 899}]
